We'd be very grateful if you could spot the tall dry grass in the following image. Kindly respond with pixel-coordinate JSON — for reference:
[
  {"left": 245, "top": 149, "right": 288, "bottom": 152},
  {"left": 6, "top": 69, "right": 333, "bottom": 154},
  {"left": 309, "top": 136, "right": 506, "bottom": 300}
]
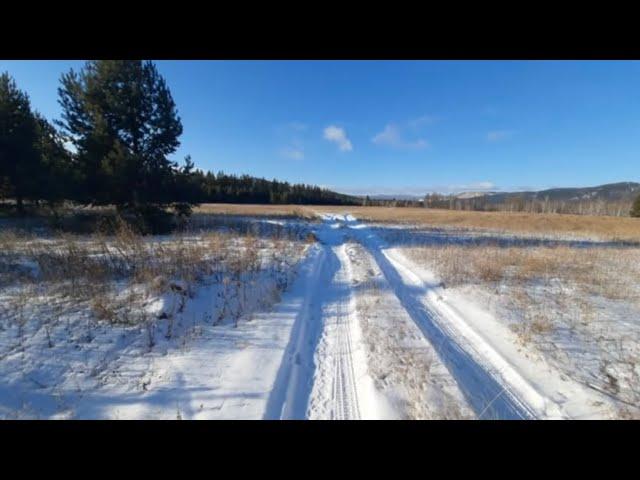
[
  {"left": 310, "top": 206, "right": 640, "bottom": 242},
  {"left": 407, "top": 244, "right": 640, "bottom": 301},
  {"left": 0, "top": 217, "right": 308, "bottom": 328},
  {"left": 194, "top": 203, "right": 317, "bottom": 220}
]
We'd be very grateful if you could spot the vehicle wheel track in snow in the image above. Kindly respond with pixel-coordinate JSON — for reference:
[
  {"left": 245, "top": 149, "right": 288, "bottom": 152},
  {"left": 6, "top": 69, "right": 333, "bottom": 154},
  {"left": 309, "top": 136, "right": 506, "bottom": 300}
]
[
  {"left": 330, "top": 290, "right": 361, "bottom": 419},
  {"left": 349, "top": 223, "right": 560, "bottom": 419},
  {"left": 266, "top": 225, "right": 366, "bottom": 420},
  {"left": 312, "top": 243, "right": 361, "bottom": 420},
  {"left": 263, "top": 244, "right": 330, "bottom": 419}
]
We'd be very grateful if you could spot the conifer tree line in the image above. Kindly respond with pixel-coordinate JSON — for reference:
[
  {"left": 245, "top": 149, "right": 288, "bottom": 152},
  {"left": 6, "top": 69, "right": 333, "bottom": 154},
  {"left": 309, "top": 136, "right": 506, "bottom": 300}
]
[
  {"left": 0, "top": 60, "right": 358, "bottom": 218},
  {"left": 177, "top": 165, "right": 357, "bottom": 205}
]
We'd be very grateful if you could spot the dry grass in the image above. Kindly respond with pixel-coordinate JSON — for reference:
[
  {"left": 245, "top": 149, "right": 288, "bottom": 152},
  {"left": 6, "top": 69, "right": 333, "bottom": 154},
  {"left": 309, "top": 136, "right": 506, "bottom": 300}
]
[
  {"left": 0, "top": 219, "right": 308, "bottom": 328},
  {"left": 309, "top": 206, "right": 640, "bottom": 242},
  {"left": 406, "top": 244, "right": 640, "bottom": 301},
  {"left": 195, "top": 203, "right": 317, "bottom": 220},
  {"left": 0, "top": 213, "right": 313, "bottom": 419},
  {"left": 405, "top": 243, "right": 640, "bottom": 414}
]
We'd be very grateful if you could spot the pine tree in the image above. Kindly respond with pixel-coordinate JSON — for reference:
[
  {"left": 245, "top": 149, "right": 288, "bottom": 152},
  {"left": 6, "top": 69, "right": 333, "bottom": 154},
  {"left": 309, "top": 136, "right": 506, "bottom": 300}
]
[
  {"left": 631, "top": 194, "right": 640, "bottom": 218},
  {"left": 0, "top": 72, "right": 41, "bottom": 213},
  {"left": 33, "top": 112, "right": 74, "bottom": 206},
  {"left": 57, "top": 60, "right": 183, "bottom": 211}
]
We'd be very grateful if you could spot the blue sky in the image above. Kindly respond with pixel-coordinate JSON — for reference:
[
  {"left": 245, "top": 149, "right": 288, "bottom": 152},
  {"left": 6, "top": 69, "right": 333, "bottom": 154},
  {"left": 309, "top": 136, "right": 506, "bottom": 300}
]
[{"left": 2, "top": 60, "right": 639, "bottom": 195}]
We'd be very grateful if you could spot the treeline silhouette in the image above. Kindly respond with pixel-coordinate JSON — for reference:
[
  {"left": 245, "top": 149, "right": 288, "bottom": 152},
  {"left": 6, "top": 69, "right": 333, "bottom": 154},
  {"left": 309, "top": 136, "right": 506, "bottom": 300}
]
[
  {"left": 178, "top": 161, "right": 358, "bottom": 205},
  {"left": 424, "top": 193, "right": 639, "bottom": 217},
  {"left": 0, "top": 60, "right": 358, "bottom": 231},
  {"left": 359, "top": 192, "right": 640, "bottom": 217}
]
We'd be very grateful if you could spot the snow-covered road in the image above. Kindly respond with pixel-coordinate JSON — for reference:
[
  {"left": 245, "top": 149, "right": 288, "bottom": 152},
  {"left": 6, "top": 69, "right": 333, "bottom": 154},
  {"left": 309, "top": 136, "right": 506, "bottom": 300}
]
[
  {"left": 266, "top": 219, "right": 388, "bottom": 419},
  {"left": 266, "top": 213, "right": 612, "bottom": 419}
]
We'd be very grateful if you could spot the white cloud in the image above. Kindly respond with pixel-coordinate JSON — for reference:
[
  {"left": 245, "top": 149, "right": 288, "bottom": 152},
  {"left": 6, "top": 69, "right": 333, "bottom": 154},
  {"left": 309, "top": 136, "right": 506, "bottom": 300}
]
[
  {"left": 372, "top": 124, "right": 429, "bottom": 149},
  {"left": 487, "top": 130, "right": 513, "bottom": 142},
  {"left": 372, "top": 124, "right": 400, "bottom": 145},
  {"left": 323, "top": 125, "right": 353, "bottom": 152},
  {"left": 332, "top": 181, "right": 498, "bottom": 197},
  {"left": 280, "top": 147, "right": 304, "bottom": 160}
]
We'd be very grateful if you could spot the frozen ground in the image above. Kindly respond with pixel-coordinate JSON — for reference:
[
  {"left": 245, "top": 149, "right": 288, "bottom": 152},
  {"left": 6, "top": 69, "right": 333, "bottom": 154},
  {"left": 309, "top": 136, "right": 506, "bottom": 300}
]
[
  {"left": 0, "top": 222, "right": 311, "bottom": 419},
  {"left": 1, "top": 213, "right": 637, "bottom": 419},
  {"left": 400, "top": 241, "right": 640, "bottom": 418}
]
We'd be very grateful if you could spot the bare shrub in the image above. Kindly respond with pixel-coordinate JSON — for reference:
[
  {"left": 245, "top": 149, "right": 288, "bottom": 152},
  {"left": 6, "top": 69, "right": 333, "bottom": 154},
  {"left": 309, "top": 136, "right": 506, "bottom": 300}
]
[{"left": 91, "top": 293, "right": 118, "bottom": 323}]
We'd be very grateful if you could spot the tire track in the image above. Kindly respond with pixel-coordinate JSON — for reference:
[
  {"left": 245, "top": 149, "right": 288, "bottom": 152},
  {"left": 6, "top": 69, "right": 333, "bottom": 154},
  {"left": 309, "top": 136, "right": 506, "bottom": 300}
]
[
  {"left": 331, "top": 290, "right": 361, "bottom": 419},
  {"left": 310, "top": 243, "right": 361, "bottom": 420},
  {"left": 349, "top": 224, "right": 554, "bottom": 419}
]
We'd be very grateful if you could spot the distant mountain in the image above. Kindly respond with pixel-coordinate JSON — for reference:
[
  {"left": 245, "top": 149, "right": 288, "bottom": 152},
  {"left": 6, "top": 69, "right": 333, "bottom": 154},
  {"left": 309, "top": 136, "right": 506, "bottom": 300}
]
[
  {"left": 454, "top": 191, "right": 498, "bottom": 199},
  {"left": 437, "top": 182, "right": 640, "bottom": 216},
  {"left": 479, "top": 182, "right": 640, "bottom": 204},
  {"left": 362, "top": 182, "right": 640, "bottom": 207},
  {"left": 367, "top": 193, "right": 424, "bottom": 201}
]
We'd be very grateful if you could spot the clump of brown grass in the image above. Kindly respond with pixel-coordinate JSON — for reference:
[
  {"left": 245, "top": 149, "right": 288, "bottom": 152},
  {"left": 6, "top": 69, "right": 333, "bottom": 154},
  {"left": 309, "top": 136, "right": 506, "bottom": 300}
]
[{"left": 91, "top": 292, "right": 118, "bottom": 323}]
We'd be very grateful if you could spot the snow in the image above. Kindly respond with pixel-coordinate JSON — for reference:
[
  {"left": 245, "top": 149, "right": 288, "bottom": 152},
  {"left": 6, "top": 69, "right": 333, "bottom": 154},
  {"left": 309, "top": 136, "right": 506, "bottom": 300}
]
[
  {"left": 380, "top": 248, "right": 607, "bottom": 419},
  {"left": 343, "top": 241, "right": 473, "bottom": 419},
  {"left": 307, "top": 213, "right": 628, "bottom": 418},
  {"left": 73, "top": 244, "right": 326, "bottom": 420},
  {"left": 1, "top": 212, "right": 637, "bottom": 419},
  {"left": 0, "top": 233, "right": 311, "bottom": 419},
  {"left": 268, "top": 216, "right": 394, "bottom": 419}
]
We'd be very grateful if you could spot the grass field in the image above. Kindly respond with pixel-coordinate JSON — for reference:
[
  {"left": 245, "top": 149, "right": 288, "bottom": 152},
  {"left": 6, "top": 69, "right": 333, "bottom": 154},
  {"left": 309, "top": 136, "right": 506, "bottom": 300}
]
[
  {"left": 5, "top": 202, "right": 637, "bottom": 242},
  {"left": 195, "top": 204, "right": 640, "bottom": 242},
  {"left": 194, "top": 203, "right": 316, "bottom": 219}
]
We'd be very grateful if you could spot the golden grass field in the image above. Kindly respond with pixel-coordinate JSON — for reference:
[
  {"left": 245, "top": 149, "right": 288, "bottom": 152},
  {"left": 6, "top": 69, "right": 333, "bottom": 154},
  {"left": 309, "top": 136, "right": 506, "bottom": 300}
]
[
  {"left": 195, "top": 204, "right": 640, "bottom": 242},
  {"left": 195, "top": 203, "right": 316, "bottom": 219}
]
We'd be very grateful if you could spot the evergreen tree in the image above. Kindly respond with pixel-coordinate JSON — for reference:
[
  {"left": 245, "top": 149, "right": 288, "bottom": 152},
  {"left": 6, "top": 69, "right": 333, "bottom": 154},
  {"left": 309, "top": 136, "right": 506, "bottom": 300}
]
[
  {"left": 0, "top": 72, "right": 41, "bottom": 212},
  {"left": 631, "top": 194, "right": 640, "bottom": 218},
  {"left": 57, "top": 60, "right": 183, "bottom": 210},
  {"left": 33, "top": 112, "right": 75, "bottom": 206}
]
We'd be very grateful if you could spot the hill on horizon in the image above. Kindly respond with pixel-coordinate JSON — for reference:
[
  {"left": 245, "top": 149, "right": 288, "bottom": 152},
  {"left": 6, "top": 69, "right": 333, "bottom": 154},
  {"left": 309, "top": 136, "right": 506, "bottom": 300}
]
[
  {"left": 468, "top": 181, "right": 640, "bottom": 203},
  {"left": 361, "top": 182, "right": 640, "bottom": 203}
]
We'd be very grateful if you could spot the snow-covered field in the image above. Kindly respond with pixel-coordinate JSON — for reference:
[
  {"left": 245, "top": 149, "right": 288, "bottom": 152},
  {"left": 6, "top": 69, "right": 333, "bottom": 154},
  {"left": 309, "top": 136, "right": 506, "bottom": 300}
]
[{"left": 1, "top": 212, "right": 638, "bottom": 419}]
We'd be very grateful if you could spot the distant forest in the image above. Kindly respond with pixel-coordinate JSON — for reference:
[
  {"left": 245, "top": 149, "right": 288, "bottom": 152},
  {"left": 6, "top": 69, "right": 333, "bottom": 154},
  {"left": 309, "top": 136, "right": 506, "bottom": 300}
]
[
  {"left": 362, "top": 188, "right": 640, "bottom": 217},
  {"left": 424, "top": 186, "right": 640, "bottom": 217},
  {"left": 178, "top": 167, "right": 359, "bottom": 205},
  {"left": 0, "top": 60, "right": 358, "bottom": 220}
]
